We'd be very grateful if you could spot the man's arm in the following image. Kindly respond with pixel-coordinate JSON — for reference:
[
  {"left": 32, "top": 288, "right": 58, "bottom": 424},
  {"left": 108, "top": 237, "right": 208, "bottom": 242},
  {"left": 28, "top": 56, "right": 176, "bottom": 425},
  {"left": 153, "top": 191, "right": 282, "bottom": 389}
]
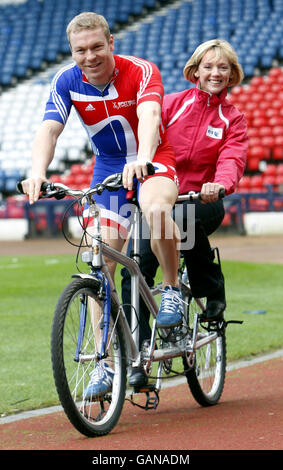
[
  {"left": 122, "top": 101, "right": 161, "bottom": 190},
  {"left": 22, "top": 120, "right": 64, "bottom": 204}
]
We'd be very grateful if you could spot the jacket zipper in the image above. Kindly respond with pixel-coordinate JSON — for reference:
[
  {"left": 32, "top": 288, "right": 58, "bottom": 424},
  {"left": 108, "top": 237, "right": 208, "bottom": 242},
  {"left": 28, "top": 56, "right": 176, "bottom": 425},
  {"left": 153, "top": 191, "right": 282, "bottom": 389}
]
[{"left": 101, "top": 86, "right": 122, "bottom": 152}]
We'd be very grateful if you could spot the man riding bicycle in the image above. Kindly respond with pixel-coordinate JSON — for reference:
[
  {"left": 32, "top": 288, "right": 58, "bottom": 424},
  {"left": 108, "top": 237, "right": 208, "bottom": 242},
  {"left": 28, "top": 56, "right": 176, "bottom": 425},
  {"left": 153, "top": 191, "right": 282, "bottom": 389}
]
[{"left": 20, "top": 12, "right": 182, "bottom": 397}]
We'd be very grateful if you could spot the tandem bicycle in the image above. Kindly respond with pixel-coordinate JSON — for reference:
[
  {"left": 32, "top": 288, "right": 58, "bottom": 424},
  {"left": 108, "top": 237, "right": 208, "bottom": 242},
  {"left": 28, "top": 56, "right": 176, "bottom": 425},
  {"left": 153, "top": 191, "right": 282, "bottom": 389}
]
[{"left": 17, "top": 166, "right": 240, "bottom": 437}]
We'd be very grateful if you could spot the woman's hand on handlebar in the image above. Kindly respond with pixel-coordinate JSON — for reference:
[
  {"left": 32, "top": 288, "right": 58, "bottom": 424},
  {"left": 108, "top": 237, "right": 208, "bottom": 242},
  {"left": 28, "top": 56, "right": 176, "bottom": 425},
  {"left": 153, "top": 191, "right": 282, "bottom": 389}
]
[
  {"left": 20, "top": 176, "right": 48, "bottom": 205},
  {"left": 200, "top": 182, "right": 226, "bottom": 203}
]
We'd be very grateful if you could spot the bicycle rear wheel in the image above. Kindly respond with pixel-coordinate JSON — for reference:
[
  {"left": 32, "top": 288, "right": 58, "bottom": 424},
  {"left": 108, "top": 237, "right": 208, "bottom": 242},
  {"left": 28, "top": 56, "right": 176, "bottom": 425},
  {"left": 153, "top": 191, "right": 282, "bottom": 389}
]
[
  {"left": 51, "top": 277, "right": 127, "bottom": 437},
  {"left": 183, "top": 297, "right": 226, "bottom": 406}
]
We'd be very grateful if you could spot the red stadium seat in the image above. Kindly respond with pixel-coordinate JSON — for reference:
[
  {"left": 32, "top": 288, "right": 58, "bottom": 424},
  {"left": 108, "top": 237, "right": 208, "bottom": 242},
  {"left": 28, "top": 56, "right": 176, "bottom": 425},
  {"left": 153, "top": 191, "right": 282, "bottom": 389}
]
[
  {"left": 249, "top": 76, "right": 264, "bottom": 87},
  {"left": 249, "top": 136, "right": 262, "bottom": 149},
  {"left": 237, "top": 175, "right": 251, "bottom": 191},
  {"left": 259, "top": 100, "right": 271, "bottom": 111},
  {"left": 244, "top": 101, "right": 258, "bottom": 113},
  {"left": 247, "top": 156, "right": 260, "bottom": 171},
  {"left": 230, "top": 85, "right": 243, "bottom": 96},
  {"left": 264, "top": 164, "right": 277, "bottom": 176},
  {"left": 273, "top": 146, "right": 283, "bottom": 160},
  {"left": 252, "top": 117, "right": 268, "bottom": 128},
  {"left": 258, "top": 126, "right": 273, "bottom": 137},
  {"left": 248, "top": 127, "right": 261, "bottom": 137},
  {"left": 70, "top": 163, "right": 83, "bottom": 175},
  {"left": 61, "top": 174, "right": 76, "bottom": 186},
  {"left": 270, "top": 83, "right": 282, "bottom": 94},
  {"left": 261, "top": 135, "right": 275, "bottom": 146},
  {"left": 264, "top": 92, "right": 277, "bottom": 103},
  {"left": 268, "top": 68, "right": 282, "bottom": 79},
  {"left": 275, "top": 174, "right": 283, "bottom": 185},
  {"left": 269, "top": 116, "right": 282, "bottom": 127},
  {"left": 262, "top": 175, "right": 277, "bottom": 186},
  {"left": 74, "top": 174, "right": 90, "bottom": 186},
  {"left": 250, "top": 92, "right": 264, "bottom": 103},
  {"left": 247, "top": 145, "right": 266, "bottom": 161},
  {"left": 275, "top": 135, "right": 283, "bottom": 145},
  {"left": 271, "top": 100, "right": 282, "bottom": 110},
  {"left": 252, "top": 108, "right": 266, "bottom": 119},
  {"left": 249, "top": 174, "right": 264, "bottom": 189},
  {"left": 49, "top": 174, "right": 63, "bottom": 183},
  {"left": 266, "top": 107, "right": 281, "bottom": 118},
  {"left": 272, "top": 126, "right": 283, "bottom": 136}
]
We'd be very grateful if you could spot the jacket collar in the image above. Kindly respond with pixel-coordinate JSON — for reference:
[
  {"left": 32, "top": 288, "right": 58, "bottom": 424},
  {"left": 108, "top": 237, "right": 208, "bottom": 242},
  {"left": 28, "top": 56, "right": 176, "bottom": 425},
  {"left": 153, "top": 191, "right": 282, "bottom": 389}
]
[{"left": 194, "top": 80, "right": 227, "bottom": 105}]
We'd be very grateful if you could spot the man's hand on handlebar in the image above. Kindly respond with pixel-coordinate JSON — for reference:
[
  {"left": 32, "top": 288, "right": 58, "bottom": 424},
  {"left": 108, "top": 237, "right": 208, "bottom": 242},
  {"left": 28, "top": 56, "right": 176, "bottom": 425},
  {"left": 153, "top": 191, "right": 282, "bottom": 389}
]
[
  {"left": 122, "top": 160, "right": 154, "bottom": 190},
  {"left": 200, "top": 182, "right": 226, "bottom": 203},
  {"left": 20, "top": 176, "right": 48, "bottom": 205}
]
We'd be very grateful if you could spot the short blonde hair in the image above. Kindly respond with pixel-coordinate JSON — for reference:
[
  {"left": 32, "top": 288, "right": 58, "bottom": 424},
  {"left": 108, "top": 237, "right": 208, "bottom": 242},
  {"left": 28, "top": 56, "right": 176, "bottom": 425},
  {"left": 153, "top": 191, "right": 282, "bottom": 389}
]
[
  {"left": 66, "top": 12, "right": 111, "bottom": 44},
  {"left": 183, "top": 39, "right": 244, "bottom": 87}
]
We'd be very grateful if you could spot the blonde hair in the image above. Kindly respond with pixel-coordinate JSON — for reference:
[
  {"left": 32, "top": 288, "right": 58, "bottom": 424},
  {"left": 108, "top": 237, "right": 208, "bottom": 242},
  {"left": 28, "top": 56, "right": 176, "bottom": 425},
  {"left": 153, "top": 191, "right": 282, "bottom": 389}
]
[
  {"left": 183, "top": 39, "right": 244, "bottom": 87},
  {"left": 66, "top": 12, "right": 111, "bottom": 44}
]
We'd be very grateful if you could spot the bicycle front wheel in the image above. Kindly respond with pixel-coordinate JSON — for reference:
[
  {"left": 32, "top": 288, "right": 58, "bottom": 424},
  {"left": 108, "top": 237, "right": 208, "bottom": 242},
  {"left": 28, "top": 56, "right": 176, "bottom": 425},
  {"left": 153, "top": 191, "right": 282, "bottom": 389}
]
[
  {"left": 51, "top": 277, "right": 127, "bottom": 437},
  {"left": 183, "top": 297, "right": 226, "bottom": 406}
]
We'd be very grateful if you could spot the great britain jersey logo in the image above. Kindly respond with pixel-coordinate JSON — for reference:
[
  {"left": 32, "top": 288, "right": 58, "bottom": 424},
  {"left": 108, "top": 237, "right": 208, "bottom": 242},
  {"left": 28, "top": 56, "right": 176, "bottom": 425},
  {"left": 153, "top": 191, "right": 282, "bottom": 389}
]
[{"left": 113, "top": 100, "right": 136, "bottom": 110}]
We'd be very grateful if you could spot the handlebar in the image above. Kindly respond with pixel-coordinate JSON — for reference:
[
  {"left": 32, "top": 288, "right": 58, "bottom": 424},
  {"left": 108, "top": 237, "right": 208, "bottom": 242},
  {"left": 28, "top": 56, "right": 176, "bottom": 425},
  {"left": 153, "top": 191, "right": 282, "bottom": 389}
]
[
  {"left": 177, "top": 187, "right": 225, "bottom": 202},
  {"left": 17, "top": 163, "right": 225, "bottom": 202},
  {"left": 16, "top": 162, "right": 156, "bottom": 200}
]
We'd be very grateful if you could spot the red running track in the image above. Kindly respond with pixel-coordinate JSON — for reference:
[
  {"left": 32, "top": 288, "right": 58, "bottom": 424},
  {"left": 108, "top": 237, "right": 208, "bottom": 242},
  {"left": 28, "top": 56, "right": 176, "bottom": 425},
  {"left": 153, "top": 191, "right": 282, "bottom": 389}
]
[{"left": 0, "top": 356, "right": 282, "bottom": 452}]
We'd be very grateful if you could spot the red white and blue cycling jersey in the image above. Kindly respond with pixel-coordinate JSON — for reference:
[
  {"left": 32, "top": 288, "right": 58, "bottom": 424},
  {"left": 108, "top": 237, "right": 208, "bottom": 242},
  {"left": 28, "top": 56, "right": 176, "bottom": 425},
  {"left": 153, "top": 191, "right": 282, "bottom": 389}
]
[{"left": 43, "top": 55, "right": 177, "bottom": 238}]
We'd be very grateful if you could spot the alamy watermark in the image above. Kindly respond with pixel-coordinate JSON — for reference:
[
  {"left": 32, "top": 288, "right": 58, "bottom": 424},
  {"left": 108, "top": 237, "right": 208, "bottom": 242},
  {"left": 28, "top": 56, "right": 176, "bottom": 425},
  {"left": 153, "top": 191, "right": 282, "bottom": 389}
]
[{"left": 84, "top": 197, "right": 196, "bottom": 250}]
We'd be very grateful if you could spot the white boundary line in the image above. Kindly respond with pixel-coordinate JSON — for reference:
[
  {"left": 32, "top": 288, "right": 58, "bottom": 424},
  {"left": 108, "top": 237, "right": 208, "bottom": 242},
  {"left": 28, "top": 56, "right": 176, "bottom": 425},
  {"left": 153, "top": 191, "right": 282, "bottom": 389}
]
[{"left": 1, "top": 349, "right": 283, "bottom": 425}]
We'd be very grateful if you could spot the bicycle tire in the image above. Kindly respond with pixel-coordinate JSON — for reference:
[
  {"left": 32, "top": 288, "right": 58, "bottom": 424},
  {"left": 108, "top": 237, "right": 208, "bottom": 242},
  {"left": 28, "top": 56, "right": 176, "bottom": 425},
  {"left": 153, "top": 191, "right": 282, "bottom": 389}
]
[
  {"left": 51, "top": 277, "right": 127, "bottom": 437},
  {"left": 183, "top": 297, "right": 226, "bottom": 406}
]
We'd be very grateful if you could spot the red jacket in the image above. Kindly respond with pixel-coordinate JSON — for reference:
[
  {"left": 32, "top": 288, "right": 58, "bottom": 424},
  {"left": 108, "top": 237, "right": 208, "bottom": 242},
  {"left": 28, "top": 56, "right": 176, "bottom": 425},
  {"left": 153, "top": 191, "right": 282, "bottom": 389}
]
[{"left": 162, "top": 84, "right": 248, "bottom": 195}]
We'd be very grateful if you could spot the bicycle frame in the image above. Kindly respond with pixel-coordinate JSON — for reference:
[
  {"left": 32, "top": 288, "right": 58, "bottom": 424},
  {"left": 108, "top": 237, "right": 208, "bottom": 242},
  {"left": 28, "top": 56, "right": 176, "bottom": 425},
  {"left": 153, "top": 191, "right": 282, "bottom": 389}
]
[
  {"left": 18, "top": 176, "right": 225, "bottom": 379},
  {"left": 77, "top": 201, "right": 160, "bottom": 369},
  {"left": 77, "top": 188, "right": 221, "bottom": 374}
]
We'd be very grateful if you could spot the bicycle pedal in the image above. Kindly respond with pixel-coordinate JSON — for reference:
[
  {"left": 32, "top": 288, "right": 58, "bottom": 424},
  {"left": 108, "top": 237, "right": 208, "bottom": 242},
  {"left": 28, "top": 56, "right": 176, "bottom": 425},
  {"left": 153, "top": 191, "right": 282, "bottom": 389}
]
[
  {"left": 133, "top": 383, "right": 156, "bottom": 393},
  {"left": 129, "top": 385, "right": 160, "bottom": 410},
  {"left": 87, "top": 394, "right": 110, "bottom": 403}
]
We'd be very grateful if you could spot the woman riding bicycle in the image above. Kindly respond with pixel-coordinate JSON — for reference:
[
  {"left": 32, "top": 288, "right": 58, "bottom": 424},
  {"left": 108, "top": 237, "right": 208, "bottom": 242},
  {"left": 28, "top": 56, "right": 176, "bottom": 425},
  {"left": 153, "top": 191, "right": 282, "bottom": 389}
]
[{"left": 122, "top": 38, "right": 249, "bottom": 387}]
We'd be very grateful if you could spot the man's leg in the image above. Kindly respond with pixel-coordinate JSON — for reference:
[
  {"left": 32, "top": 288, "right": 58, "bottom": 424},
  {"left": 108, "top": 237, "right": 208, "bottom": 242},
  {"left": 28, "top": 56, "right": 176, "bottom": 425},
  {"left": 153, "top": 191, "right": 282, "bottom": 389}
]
[
  {"left": 139, "top": 176, "right": 183, "bottom": 328},
  {"left": 84, "top": 226, "right": 126, "bottom": 399},
  {"left": 121, "top": 235, "right": 159, "bottom": 349},
  {"left": 121, "top": 235, "right": 159, "bottom": 387},
  {"left": 139, "top": 176, "right": 179, "bottom": 286}
]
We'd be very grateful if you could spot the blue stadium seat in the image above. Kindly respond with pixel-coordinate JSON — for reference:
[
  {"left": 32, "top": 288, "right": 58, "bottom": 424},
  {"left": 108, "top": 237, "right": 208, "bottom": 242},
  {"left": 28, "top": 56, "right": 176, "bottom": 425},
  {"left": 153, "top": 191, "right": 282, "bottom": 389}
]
[
  {"left": 1, "top": 0, "right": 283, "bottom": 188},
  {"left": 0, "top": 0, "right": 166, "bottom": 86}
]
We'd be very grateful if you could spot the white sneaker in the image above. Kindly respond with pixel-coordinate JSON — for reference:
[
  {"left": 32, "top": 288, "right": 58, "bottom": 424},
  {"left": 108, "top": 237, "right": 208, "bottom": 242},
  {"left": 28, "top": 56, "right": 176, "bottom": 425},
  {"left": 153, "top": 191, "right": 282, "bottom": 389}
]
[{"left": 84, "top": 363, "right": 114, "bottom": 399}]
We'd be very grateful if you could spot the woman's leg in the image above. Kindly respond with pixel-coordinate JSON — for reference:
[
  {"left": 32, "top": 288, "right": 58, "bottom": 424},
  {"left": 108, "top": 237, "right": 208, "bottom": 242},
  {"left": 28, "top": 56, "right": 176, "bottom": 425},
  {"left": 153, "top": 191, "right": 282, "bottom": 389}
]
[{"left": 181, "top": 199, "right": 226, "bottom": 321}]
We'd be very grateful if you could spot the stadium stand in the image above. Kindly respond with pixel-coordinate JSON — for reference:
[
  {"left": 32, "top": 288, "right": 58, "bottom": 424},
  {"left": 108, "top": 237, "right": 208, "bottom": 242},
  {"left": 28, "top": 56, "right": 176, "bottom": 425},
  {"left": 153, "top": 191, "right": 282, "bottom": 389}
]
[{"left": 0, "top": 0, "right": 282, "bottom": 235}]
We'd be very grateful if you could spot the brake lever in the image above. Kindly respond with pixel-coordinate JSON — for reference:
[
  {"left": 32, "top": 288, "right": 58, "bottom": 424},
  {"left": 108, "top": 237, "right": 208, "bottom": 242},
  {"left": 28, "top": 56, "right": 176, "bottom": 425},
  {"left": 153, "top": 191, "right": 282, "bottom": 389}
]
[
  {"left": 16, "top": 181, "right": 24, "bottom": 194},
  {"left": 105, "top": 173, "right": 123, "bottom": 192},
  {"left": 16, "top": 181, "right": 66, "bottom": 200}
]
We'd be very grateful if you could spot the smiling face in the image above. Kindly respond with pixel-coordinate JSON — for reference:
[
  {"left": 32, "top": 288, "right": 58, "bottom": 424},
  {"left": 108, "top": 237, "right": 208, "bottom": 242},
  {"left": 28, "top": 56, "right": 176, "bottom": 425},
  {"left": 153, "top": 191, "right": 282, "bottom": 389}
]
[
  {"left": 194, "top": 48, "right": 233, "bottom": 95},
  {"left": 70, "top": 27, "right": 115, "bottom": 85}
]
